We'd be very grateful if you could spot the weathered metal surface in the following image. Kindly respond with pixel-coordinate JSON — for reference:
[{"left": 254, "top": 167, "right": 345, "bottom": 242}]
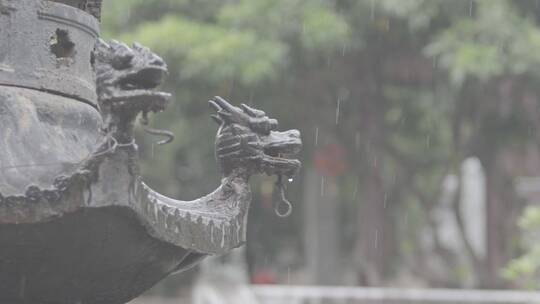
[
  {"left": 50, "top": 0, "right": 103, "bottom": 19},
  {"left": 0, "top": 1, "right": 302, "bottom": 303},
  {"left": 0, "top": 86, "right": 102, "bottom": 197},
  {"left": 0, "top": 0, "right": 99, "bottom": 105},
  {"left": 0, "top": 207, "right": 191, "bottom": 304}
]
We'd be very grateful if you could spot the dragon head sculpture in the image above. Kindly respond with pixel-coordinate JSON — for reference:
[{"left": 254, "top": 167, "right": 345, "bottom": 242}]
[
  {"left": 95, "top": 39, "right": 171, "bottom": 117},
  {"left": 94, "top": 39, "right": 173, "bottom": 144},
  {"left": 209, "top": 96, "right": 302, "bottom": 180}
]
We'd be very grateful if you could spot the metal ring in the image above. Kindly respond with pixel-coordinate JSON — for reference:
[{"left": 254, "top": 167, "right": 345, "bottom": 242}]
[
  {"left": 274, "top": 175, "right": 293, "bottom": 218},
  {"left": 274, "top": 198, "right": 292, "bottom": 218}
]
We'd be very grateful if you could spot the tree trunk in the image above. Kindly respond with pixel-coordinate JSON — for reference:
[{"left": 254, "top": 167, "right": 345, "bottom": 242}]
[
  {"left": 303, "top": 167, "right": 343, "bottom": 285},
  {"left": 354, "top": 164, "right": 394, "bottom": 285},
  {"left": 480, "top": 153, "right": 520, "bottom": 288}
]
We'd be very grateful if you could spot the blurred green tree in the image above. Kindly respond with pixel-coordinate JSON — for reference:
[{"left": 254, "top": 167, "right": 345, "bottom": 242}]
[{"left": 503, "top": 206, "right": 540, "bottom": 289}]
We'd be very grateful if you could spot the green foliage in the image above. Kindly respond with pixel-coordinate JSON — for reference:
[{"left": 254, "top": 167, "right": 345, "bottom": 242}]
[
  {"left": 105, "top": 0, "right": 351, "bottom": 86},
  {"left": 426, "top": 0, "right": 540, "bottom": 85},
  {"left": 377, "top": 0, "right": 439, "bottom": 30},
  {"left": 102, "top": 0, "right": 221, "bottom": 38},
  {"left": 300, "top": 5, "right": 350, "bottom": 52},
  {"left": 503, "top": 206, "right": 540, "bottom": 288},
  {"left": 121, "top": 16, "right": 287, "bottom": 85}
]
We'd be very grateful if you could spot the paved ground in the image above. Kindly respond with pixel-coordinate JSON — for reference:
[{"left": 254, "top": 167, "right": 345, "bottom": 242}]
[{"left": 129, "top": 297, "right": 190, "bottom": 304}]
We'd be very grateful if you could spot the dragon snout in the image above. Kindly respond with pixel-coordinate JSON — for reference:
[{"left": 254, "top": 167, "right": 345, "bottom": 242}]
[
  {"left": 286, "top": 129, "right": 301, "bottom": 139},
  {"left": 263, "top": 129, "right": 302, "bottom": 156}
]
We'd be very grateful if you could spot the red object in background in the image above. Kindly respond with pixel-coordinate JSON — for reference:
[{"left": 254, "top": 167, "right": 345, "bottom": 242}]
[
  {"left": 252, "top": 269, "right": 277, "bottom": 285},
  {"left": 313, "top": 143, "right": 347, "bottom": 177}
]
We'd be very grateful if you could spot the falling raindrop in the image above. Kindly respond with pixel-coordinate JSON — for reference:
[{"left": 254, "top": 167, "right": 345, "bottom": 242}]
[
  {"left": 335, "top": 98, "right": 341, "bottom": 125},
  {"left": 353, "top": 183, "right": 359, "bottom": 199},
  {"left": 383, "top": 193, "right": 388, "bottom": 208},
  {"left": 19, "top": 275, "right": 26, "bottom": 299},
  {"left": 320, "top": 176, "right": 325, "bottom": 197},
  {"left": 374, "top": 229, "right": 379, "bottom": 249},
  {"left": 469, "top": 0, "right": 473, "bottom": 17},
  {"left": 355, "top": 132, "right": 361, "bottom": 151},
  {"left": 426, "top": 135, "right": 431, "bottom": 148},
  {"left": 315, "top": 127, "right": 319, "bottom": 146}
]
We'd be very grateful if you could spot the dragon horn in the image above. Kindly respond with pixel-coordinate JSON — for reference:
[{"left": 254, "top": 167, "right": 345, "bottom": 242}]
[
  {"left": 212, "top": 96, "right": 237, "bottom": 114},
  {"left": 241, "top": 103, "right": 266, "bottom": 117},
  {"left": 208, "top": 99, "right": 222, "bottom": 112}
]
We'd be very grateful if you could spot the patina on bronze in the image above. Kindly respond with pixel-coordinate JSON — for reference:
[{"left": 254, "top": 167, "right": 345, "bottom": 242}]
[{"left": 0, "top": 1, "right": 302, "bottom": 303}]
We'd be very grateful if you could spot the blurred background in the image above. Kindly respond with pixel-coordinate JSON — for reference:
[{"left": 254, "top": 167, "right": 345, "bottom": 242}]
[{"left": 101, "top": 0, "right": 540, "bottom": 302}]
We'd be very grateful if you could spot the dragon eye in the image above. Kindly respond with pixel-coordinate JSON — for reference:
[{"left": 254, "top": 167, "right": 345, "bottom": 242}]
[{"left": 112, "top": 53, "right": 134, "bottom": 70}]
